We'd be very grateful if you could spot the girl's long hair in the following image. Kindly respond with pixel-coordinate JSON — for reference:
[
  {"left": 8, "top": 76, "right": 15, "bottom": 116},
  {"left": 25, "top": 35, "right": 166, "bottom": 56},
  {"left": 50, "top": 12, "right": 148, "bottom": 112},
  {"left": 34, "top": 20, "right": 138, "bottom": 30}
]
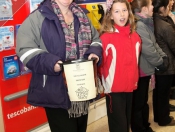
[{"left": 99, "top": 0, "right": 136, "bottom": 36}]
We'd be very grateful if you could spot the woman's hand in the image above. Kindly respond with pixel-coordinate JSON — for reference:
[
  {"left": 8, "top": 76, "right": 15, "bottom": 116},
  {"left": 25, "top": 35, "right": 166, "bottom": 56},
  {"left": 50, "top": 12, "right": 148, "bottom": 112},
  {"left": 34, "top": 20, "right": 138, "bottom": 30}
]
[
  {"left": 88, "top": 53, "right": 99, "bottom": 63},
  {"left": 54, "top": 60, "right": 63, "bottom": 72}
]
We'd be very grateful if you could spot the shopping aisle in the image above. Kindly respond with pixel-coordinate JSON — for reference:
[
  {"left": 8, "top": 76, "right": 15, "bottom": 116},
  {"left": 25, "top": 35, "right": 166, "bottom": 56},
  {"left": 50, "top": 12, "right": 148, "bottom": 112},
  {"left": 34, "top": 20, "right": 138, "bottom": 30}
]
[{"left": 87, "top": 91, "right": 175, "bottom": 132}]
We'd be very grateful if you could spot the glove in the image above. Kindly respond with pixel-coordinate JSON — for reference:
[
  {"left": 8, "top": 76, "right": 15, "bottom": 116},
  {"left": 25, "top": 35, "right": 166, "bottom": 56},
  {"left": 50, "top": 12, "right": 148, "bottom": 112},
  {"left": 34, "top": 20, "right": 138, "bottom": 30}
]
[{"left": 155, "top": 56, "right": 169, "bottom": 72}]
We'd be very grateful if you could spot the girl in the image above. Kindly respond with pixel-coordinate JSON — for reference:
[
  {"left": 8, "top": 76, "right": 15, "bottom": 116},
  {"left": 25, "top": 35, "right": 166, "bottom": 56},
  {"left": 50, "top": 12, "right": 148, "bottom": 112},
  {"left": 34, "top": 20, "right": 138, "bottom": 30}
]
[
  {"left": 100, "top": 0, "right": 141, "bottom": 131},
  {"left": 131, "top": 0, "right": 167, "bottom": 131},
  {"left": 153, "top": 0, "right": 175, "bottom": 126}
]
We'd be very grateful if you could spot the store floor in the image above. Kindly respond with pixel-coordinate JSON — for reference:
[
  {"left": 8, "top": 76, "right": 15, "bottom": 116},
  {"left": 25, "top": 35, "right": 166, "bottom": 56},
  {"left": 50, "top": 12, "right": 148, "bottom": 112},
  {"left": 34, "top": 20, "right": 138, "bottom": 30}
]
[
  {"left": 32, "top": 91, "right": 175, "bottom": 132},
  {"left": 87, "top": 91, "right": 175, "bottom": 132}
]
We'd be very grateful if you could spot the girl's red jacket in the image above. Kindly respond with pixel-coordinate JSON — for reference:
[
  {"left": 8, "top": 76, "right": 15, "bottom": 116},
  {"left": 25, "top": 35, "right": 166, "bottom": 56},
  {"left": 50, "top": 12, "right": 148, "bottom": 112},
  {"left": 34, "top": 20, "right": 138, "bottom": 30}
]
[{"left": 100, "top": 24, "right": 141, "bottom": 93}]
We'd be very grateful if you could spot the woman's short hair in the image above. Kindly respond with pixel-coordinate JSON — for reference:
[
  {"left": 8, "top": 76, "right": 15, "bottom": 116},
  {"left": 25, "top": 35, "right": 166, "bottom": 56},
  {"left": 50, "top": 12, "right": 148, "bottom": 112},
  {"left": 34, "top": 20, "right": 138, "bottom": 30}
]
[
  {"left": 153, "top": 0, "right": 169, "bottom": 13},
  {"left": 131, "top": 0, "right": 150, "bottom": 13}
]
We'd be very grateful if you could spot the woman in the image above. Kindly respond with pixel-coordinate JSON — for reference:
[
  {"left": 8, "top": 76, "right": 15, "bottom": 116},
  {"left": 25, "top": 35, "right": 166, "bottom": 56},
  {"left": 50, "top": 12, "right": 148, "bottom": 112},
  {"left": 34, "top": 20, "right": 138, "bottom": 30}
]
[
  {"left": 16, "top": 0, "right": 102, "bottom": 131},
  {"left": 131, "top": 0, "right": 167, "bottom": 131},
  {"left": 168, "top": 0, "right": 175, "bottom": 23},
  {"left": 153, "top": 0, "right": 175, "bottom": 126},
  {"left": 167, "top": 0, "right": 175, "bottom": 111}
]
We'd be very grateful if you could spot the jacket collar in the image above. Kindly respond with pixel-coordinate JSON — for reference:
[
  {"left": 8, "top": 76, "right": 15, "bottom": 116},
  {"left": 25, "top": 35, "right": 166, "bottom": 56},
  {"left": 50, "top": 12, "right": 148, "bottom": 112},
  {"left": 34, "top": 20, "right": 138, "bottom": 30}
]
[
  {"left": 135, "top": 13, "right": 154, "bottom": 32},
  {"left": 38, "top": 0, "right": 59, "bottom": 20},
  {"left": 114, "top": 24, "right": 131, "bottom": 35},
  {"left": 153, "top": 13, "right": 168, "bottom": 21},
  {"left": 38, "top": 0, "right": 89, "bottom": 21},
  {"left": 135, "top": 13, "right": 153, "bottom": 25}
]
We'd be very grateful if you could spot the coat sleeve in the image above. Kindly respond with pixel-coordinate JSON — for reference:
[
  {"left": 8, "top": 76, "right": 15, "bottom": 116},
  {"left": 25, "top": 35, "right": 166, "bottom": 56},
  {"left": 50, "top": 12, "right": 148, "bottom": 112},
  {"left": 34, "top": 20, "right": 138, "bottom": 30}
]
[
  {"left": 83, "top": 19, "right": 102, "bottom": 66},
  {"left": 163, "top": 24, "right": 175, "bottom": 56},
  {"left": 136, "top": 21, "right": 163, "bottom": 67},
  {"left": 154, "top": 42, "right": 167, "bottom": 57},
  {"left": 16, "top": 11, "right": 61, "bottom": 75}
]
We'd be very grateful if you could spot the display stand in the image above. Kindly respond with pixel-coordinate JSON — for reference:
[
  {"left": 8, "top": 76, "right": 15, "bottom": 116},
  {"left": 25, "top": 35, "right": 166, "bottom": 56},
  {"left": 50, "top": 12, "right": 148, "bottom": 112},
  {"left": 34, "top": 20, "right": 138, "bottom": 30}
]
[{"left": 0, "top": 1, "right": 47, "bottom": 132}]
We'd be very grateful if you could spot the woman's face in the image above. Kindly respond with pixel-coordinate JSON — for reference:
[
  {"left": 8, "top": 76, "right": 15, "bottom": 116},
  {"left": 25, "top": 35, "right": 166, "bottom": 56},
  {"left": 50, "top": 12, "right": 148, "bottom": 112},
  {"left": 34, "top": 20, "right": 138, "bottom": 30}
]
[
  {"left": 169, "top": 0, "right": 174, "bottom": 11},
  {"left": 55, "top": 0, "right": 73, "bottom": 8},
  {"left": 110, "top": 2, "right": 129, "bottom": 27},
  {"left": 161, "top": 6, "right": 170, "bottom": 16}
]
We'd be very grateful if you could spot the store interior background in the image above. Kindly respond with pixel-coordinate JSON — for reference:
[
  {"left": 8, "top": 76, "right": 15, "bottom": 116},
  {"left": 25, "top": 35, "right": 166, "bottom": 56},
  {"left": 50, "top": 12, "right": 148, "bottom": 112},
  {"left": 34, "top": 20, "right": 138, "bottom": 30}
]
[
  {"left": 0, "top": 0, "right": 108, "bottom": 132},
  {"left": 1, "top": 0, "right": 175, "bottom": 132}
]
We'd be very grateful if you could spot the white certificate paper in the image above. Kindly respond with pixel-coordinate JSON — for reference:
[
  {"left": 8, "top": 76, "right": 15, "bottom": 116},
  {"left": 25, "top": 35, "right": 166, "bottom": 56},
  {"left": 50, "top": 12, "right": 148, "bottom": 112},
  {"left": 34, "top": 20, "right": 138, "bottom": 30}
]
[{"left": 63, "top": 61, "right": 96, "bottom": 101}]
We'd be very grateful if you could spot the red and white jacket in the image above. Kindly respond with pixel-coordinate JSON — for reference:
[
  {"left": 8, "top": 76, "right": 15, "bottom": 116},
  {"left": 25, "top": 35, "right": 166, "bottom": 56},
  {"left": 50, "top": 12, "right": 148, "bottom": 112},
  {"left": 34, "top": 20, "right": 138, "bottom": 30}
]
[{"left": 100, "top": 24, "right": 141, "bottom": 93}]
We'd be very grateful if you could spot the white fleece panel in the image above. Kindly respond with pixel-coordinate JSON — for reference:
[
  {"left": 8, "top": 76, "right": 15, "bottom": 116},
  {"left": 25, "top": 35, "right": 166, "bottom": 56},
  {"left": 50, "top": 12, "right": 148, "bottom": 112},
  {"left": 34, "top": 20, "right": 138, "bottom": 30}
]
[
  {"left": 102, "top": 44, "right": 116, "bottom": 93},
  {"left": 135, "top": 42, "right": 140, "bottom": 64}
]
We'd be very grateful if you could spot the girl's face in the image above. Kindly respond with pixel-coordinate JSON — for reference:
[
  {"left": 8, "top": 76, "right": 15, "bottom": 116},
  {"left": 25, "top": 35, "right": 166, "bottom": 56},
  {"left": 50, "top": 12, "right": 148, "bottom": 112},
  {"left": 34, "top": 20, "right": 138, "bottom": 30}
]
[
  {"left": 169, "top": 0, "right": 174, "bottom": 11},
  {"left": 140, "top": 0, "right": 153, "bottom": 17},
  {"left": 146, "top": 0, "right": 154, "bottom": 17},
  {"left": 110, "top": 2, "right": 129, "bottom": 27}
]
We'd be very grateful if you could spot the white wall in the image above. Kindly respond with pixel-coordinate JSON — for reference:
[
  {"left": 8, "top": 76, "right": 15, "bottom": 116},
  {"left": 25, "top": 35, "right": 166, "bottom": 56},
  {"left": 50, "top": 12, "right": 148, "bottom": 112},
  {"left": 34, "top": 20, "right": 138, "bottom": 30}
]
[{"left": 0, "top": 99, "right": 5, "bottom": 132}]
